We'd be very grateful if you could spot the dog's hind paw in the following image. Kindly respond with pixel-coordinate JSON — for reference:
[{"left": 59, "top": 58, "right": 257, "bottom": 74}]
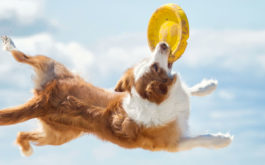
[
  {"left": 1, "top": 35, "right": 16, "bottom": 52},
  {"left": 19, "top": 145, "right": 33, "bottom": 157}
]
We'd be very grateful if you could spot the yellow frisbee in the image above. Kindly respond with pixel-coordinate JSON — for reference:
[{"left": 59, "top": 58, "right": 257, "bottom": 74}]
[{"left": 147, "top": 4, "right": 189, "bottom": 63}]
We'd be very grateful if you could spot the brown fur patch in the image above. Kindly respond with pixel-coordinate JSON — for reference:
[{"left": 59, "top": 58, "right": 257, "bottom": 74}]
[
  {"left": 135, "top": 63, "right": 176, "bottom": 104},
  {"left": 114, "top": 68, "right": 135, "bottom": 93}
]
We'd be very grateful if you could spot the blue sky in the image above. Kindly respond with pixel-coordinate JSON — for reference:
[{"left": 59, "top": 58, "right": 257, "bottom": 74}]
[{"left": 0, "top": 0, "right": 264, "bottom": 164}]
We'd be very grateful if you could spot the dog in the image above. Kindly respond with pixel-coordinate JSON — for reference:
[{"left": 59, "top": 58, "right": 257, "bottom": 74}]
[{"left": 0, "top": 36, "right": 232, "bottom": 156}]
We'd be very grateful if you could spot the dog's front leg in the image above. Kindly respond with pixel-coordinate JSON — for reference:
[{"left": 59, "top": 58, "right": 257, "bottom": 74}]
[
  {"left": 177, "top": 133, "right": 233, "bottom": 151},
  {"left": 189, "top": 79, "right": 218, "bottom": 96}
]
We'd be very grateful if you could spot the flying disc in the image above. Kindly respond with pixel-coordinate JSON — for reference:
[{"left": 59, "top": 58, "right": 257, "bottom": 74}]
[{"left": 147, "top": 4, "right": 189, "bottom": 63}]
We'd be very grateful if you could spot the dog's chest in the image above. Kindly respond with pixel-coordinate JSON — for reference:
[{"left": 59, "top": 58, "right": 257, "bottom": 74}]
[{"left": 122, "top": 81, "right": 190, "bottom": 132}]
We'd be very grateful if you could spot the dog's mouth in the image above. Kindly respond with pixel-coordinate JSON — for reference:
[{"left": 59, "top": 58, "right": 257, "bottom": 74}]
[
  {"left": 168, "top": 63, "right": 173, "bottom": 70},
  {"left": 158, "top": 42, "right": 173, "bottom": 71}
]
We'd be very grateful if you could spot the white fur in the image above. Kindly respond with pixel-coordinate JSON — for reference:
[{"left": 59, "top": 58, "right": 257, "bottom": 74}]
[
  {"left": 133, "top": 58, "right": 150, "bottom": 82},
  {"left": 123, "top": 73, "right": 190, "bottom": 136},
  {"left": 190, "top": 79, "right": 218, "bottom": 96},
  {"left": 33, "top": 60, "right": 55, "bottom": 90},
  {"left": 1, "top": 36, "right": 16, "bottom": 51},
  {"left": 178, "top": 133, "right": 233, "bottom": 151},
  {"left": 151, "top": 43, "right": 169, "bottom": 73}
]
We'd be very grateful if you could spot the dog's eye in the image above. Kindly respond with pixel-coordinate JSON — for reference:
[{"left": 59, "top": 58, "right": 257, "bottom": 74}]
[{"left": 152, "top": 63, "right": 159, "bottom": 72}]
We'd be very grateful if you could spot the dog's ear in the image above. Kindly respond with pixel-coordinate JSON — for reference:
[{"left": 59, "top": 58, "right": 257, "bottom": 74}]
[
  {"left": 145, "top": 81, "right": 168, "bottom": 104},
  {"left": 144, "top": 75, "right": 177, "bottom": 104},
  {"left": 115, "top": 68, "right": 134, "bottom": 92}
]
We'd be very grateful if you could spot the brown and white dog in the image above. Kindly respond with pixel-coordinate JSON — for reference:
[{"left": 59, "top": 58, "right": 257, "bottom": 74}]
[{"left": 0, "top": 36, "right": 232, "bottom": 156}]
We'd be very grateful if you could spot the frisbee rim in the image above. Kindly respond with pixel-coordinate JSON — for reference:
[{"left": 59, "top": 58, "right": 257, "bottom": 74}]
[{"left": 147, "top": 4, "right": 189, "bottom": 63}]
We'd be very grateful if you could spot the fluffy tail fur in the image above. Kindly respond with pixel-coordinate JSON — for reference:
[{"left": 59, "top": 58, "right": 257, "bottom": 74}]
[{"left": 189, "top": 79, "right": 218, "bottom": 96}]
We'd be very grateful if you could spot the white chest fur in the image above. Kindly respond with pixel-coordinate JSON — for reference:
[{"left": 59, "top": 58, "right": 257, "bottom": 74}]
[{"left": 122, "top": 74, "right": 190, "bottom": 136}]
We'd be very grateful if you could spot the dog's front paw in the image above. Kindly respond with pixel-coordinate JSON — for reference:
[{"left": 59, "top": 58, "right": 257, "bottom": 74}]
[
  {"left": 1, "top": 35, "right": 16, "bottom": 51},
  {"left": 210, "top": 133, "right": 233, "bottom": 149}
]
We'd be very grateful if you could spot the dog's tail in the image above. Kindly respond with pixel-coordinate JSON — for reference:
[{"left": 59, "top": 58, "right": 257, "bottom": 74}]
[
  {"left": 0, "top": 98, "right": 43, "bottom": 126},
  {"left": 189, "top": 79, "right": 218, "bottom": 96}
]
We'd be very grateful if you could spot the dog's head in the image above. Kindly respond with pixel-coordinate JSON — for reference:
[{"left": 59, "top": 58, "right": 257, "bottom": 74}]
[{"left": 115, "top": 42, "right": 176, "bottom": 104}]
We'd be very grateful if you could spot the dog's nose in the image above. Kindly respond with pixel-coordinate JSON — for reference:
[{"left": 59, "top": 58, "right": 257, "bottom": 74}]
[{"left": 159, "top": 42, "right": 169, "bottom": 51}]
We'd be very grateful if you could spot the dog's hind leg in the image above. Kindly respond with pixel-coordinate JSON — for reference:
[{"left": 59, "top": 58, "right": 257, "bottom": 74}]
[
  {"left": 0, "top": 97, "right": 44, "bottom": 126},
  {"left": 16, "top": 120, "right": 81, "bottom": 156},
  {"left": 1, "top": 36, "right": 48, "bottom": 67},
  {"left": 1, "top": 35, "right": 31, "bottom": 63},
  {"left": 16, "top": 131, "right": 42, "bottom": 156},
  {"left": 1, "top": 36, "right": 72, "bottom": 90}
]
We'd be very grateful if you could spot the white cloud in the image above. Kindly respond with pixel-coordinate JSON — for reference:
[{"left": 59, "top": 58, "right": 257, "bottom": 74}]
[
  {"left": 12, "top": 33, "right": 95, "bottom": 79},
  {"left": 91, "top": 143, "right": 118, "bottom": 160},
  {"left": 90, "top": 32, "right": 150, "bottom": 81},
  {"left": 0, "top": 119, "right": 37, "bottom": 137},
  {"left": 218, "top": 90, "right": 235, "bottom": 100},
  {"left": 181, "top": 29, "right": 265, "bottom": 73},
  {"left": 257, "top": 55, "right": 265, "bottom": 70},
  {"left": 0, "top": 0, "right": 44, "bottom": 24},
  {"left": 209, "top": 109, "right": 255, "bottom": 119},
  {"left": 5, "top": 151, "right": 76, "bottom": 165}
]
